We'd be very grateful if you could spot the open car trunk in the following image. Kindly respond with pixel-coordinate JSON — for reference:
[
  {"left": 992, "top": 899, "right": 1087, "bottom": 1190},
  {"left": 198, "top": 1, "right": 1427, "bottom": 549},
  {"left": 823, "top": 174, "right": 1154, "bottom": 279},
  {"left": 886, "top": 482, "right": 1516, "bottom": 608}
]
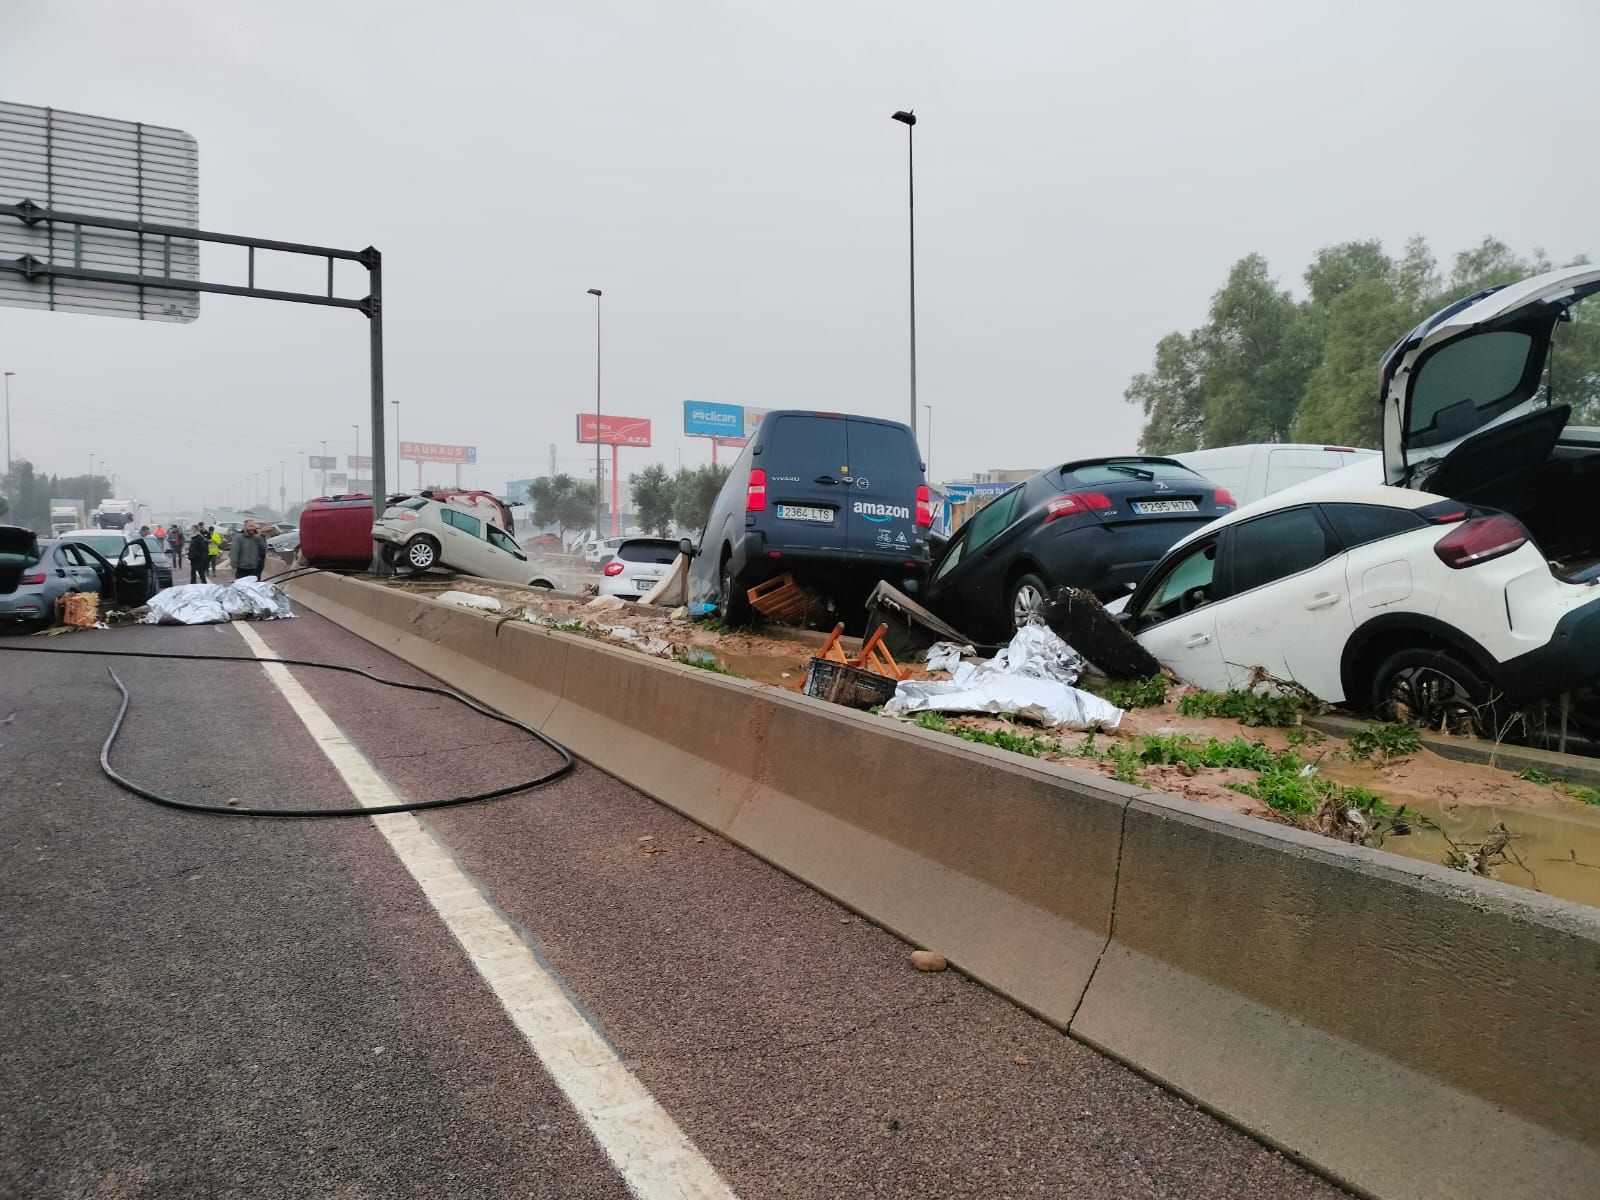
[
  {"left": 1382, "top": 264, "right": 1600, "bottom": 583},
  {"left": 0, "top": 526, "right": 39, "bottom": 595}
]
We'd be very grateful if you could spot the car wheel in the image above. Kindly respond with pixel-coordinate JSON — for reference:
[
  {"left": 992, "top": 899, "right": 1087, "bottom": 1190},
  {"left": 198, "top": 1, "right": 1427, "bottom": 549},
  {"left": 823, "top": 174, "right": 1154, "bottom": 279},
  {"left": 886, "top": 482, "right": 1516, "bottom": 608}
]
[
  {"left": 405, "top": 536, "right": 440, "bottom": 573},
  {"left": 1010, "top": 572, "right": 1050, "bottom": 630},
  {"left": 1369, "top": 648, "right": 1497, "bottom": 737},
  {"left": 718, "top": 555, "right": 751, "bottom": 625}
]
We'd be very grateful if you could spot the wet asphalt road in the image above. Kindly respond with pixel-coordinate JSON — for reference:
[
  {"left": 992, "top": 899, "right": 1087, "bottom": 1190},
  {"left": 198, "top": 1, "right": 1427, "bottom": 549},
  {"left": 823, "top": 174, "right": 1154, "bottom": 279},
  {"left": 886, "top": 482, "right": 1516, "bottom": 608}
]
[{"left": 0, "top": 609, "right": 1348, "bottom": 1199}]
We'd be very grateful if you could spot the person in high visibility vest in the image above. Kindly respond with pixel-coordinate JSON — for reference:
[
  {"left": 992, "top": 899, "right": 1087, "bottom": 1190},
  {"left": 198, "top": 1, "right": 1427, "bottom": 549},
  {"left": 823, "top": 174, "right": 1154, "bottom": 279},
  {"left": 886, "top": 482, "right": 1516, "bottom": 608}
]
[{"left": 209, "top": 526, "right": 223, "bottom": 574}]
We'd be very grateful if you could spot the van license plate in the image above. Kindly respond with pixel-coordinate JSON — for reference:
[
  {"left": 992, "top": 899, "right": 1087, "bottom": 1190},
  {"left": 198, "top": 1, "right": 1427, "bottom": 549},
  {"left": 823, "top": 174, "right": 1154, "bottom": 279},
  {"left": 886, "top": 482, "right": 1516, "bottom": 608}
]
[
  {"left": 777, "top": 505, "right": 833, "bottom": 523},
  {"left": 1132, "top": 499, "right": 1198, "bottom": 514}
]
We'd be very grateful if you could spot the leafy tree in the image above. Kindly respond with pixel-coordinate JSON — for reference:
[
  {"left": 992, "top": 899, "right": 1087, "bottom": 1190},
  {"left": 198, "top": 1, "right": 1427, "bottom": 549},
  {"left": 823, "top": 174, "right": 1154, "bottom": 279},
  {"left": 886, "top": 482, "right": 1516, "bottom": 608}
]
[
  {"left": 1128, "top": 235, "right": 1598, "bottom": 453},
  {"left": 559, "top": 481, "right": 600, "bottom": 535},
  {"left": 525, "top": 474, "right": 576, "bottom": 534},
  {"left": 671, "top": 465, "right": 730, "bottom": 533},
  {"left": 628, "top": 463, "right": 676, "bottom": 536}
]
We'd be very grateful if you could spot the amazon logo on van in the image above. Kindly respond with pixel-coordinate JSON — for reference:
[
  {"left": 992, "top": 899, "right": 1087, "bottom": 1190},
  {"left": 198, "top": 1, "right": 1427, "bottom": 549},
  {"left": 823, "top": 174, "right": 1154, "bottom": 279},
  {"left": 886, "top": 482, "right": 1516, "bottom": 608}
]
[{"left": 853, "top": 501, "right": 910, "bottom": 523}]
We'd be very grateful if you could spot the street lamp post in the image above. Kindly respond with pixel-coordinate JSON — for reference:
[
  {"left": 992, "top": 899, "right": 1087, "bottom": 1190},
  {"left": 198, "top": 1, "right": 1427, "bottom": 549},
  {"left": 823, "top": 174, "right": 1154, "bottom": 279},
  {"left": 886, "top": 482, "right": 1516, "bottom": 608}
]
[
  {"left": 390, "top": 399, "right": 400, "bottom": 493},
  {"left": 587, "top": 288, "right": 603, "bottom": 538},
  {"left": 3, "top": 371, "right": 13, "bottom": 478},
  {"left": 891, "top": 109, "right": 919, "bottom": 443}
]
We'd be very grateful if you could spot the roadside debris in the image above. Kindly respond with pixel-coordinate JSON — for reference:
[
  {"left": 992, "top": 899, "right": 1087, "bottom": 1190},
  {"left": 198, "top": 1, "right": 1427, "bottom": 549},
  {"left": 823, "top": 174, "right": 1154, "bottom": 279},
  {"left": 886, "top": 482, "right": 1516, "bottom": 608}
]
[
  {"left": 801, "top": 623, "right": 911, "bottom": 709},
  {"left": 910, "top": 950, "right": 948, "bottom": 972},
  {"left": 865, "top": 580, "right": 987, "bottom": 656},
  {"left": 142, "top": 579, "right": 294, "bottom": 625},
  {"left": 55, "top": 592, "right": 100, "bottom": 629},
  {"left": 639, "top": 552, "right": 690, "bottom": 607},
  {"left": 585, "top": 594, "right": 627, "bottom": 612},
  {"left": 435, "top": 590, "right": 503, "bottom": 612},
  {"left": 1041, "top": 587, "right": 1162, "bottom": 680},
  {"left": 884, "top": 625, "right": 1123, "bottom": 731},
  {"left": 748, "top": 573, "right": 822, "bottom": 627}
]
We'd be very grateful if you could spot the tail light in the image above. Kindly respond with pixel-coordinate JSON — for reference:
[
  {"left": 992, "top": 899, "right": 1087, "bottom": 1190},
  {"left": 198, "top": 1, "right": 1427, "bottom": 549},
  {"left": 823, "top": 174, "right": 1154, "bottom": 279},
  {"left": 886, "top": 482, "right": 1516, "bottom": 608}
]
[
  {"left": 603, "top": 560, "right": 625, "bottom": 577},
  {"left": 1044, "top": 492, "right": 1112, "bottom": 522},
  {"left": 746, "top": 468, "right": 767, "bottom": 512},
  {"left": 388, "top": 511, "right": 417, "bottom": 522},
  {"left": 1213, "top": 487, "right": 1237, "bottom": 509},
  {"left": 20, "top": 570, "right": 46, "bottom": 585},
  {"left": 1433, "top": 514, "right": 1529, "bottom": 569},
  {"left": 915, "top": 484, "right": 934, "bottom": 527}
]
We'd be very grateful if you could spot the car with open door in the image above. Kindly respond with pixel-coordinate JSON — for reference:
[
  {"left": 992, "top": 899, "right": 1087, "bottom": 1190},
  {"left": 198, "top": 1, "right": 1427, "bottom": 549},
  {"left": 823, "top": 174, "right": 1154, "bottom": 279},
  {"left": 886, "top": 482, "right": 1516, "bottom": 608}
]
[
  {"left": 1123, "top": 483, "right": 1600, "bottom": 735},
  {"left": 1378, "top": 262, "right": 1600, "bottom": 584},
  {"left": 0, "top": 533, "right": 155, "bottom": 629},
  {"left": 923, "top": 457, "right": 1236, "bottom": 644}
]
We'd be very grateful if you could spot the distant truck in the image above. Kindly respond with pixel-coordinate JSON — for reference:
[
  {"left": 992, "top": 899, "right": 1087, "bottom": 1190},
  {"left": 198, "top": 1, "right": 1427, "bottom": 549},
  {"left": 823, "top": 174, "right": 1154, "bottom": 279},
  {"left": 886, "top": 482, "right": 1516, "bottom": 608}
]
[
  {"left": 93, "top": 498, "right": 152, "bottom": 533},
  {"left": 50, "top": 498, "right": 87, "bottom": 536}
]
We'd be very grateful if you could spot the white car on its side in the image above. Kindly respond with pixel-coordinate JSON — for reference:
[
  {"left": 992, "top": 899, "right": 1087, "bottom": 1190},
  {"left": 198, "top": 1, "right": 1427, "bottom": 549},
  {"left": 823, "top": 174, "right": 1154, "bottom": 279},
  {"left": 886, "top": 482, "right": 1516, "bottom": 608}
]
[
  {"left": 373, "top": 496, "right": 566, "bottom": 588},
  {"left": 1126, "top": 263, "right": 1600, "bottom": 731},
  {"left": 598, "top": 537, "right": 680, "bottom": 601}
]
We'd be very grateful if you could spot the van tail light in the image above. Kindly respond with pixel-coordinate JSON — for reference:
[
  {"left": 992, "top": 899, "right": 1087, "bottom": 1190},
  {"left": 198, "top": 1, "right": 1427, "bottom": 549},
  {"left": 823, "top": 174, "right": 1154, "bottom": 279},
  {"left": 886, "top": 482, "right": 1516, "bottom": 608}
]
[
  {"left": 603, "top": 560, "right": 625, "bottom": 577},
  {"left": 1433, "top": 514, "right": 1529, "bottom": 569},
  {"left": 915, "top": 484, "right": 934, "bottom": 527},
  {"left": 1213, "top": 487, "right": 1237, "bottom": 509},
  {"left": 746, "top": 468, "right": 767, "bottom": 513},
  {"left": 20, "top": 570, "right": 46, "bottom": 585},
  {"left": 1044, "top": 492, "right": 1113, "bottom": 523}
]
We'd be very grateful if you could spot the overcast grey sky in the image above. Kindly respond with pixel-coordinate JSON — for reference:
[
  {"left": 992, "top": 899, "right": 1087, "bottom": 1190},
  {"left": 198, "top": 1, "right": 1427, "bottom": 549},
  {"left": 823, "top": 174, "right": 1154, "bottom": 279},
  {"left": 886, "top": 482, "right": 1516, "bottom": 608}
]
[{"left": 4, "top": 0, "right": 1598, "bottom": 513}]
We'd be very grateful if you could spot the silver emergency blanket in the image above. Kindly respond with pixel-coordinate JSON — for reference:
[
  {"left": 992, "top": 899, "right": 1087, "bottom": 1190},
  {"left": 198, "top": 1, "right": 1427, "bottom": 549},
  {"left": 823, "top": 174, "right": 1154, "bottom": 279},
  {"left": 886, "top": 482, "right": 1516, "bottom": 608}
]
[
  {"left": 142, "top": 579, "right": 295, "bottom": 625},
  {"left": 886, "top": 624, "right": 1121, "bottom": 730}
]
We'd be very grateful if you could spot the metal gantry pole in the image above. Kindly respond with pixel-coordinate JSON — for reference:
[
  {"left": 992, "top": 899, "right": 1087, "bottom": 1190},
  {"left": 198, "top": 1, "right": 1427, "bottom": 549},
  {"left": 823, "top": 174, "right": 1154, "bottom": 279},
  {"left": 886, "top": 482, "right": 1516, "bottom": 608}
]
[
  {"left": 588, "top": 288, "right": 603, "bottom": 540},
  {"left": 366, "top": 248, "right": 386, "bottom": 572}
]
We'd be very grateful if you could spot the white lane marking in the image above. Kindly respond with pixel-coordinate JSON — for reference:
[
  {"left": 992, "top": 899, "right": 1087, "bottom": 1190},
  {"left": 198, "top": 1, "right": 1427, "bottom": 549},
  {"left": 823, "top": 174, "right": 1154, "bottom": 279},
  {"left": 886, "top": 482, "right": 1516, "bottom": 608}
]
[{"left": 232, "top": 623, "right": 737, "bottom": 1200}]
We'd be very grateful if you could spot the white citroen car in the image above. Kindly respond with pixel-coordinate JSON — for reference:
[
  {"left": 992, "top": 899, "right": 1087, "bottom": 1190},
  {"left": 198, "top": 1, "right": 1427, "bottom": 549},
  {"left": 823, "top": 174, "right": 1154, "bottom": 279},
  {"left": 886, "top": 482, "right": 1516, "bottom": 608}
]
[{"left": 1126, "top": 264, "right": 1600, "bottom": 730}]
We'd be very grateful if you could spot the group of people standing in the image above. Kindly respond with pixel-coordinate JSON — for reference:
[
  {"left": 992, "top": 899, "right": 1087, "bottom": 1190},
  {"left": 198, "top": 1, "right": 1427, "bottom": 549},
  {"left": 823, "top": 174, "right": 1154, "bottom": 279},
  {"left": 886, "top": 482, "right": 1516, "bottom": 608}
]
[{"left": 176, "top": 521, "right": 267, "bottom": 584}]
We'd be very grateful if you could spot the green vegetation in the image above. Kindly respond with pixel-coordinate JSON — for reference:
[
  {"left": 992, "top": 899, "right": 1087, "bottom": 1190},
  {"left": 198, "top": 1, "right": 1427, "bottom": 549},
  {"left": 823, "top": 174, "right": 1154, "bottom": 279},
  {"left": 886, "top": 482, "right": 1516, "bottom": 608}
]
[
  {"left": 1347, "top": 723, "right": 1423, "bottom": 761},
  {"left": 1516, "top": 767, "right": 1554, "bottom": 785},
  {"left": 1231, "top": 763, "right": 1390, "bottom": 819},
  {"left": 914, "top": 712, "right": 1050, "bottom": 757},
  {"left": 687, "top": 655, "right": 734, "bottom": 675},
  {"left": 1095, "top": 675, "right": 1171, "bottom": 710},
  {"left": 1128, "top": 237, "right": 1600, "bottom": 452},
  {"left": 524, "top": 474, "right": 602, "bottom": 539},
  {"left": 552, "top": 618, "right": 587, "bottom": 633},
  {"left": 1177, "top": 689, "right": 1304, "bottom": 727},
  {"left": 1565, "top": 784, "right": 1600, "bottom": 806}
]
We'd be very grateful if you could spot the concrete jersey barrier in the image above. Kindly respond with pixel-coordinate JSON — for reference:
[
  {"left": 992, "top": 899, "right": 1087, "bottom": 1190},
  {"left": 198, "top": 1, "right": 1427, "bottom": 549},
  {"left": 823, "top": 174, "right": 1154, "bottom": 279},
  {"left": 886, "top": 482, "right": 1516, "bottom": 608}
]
[{"left": 281, "top": 570, "right": 1600, "bottom": 1200}]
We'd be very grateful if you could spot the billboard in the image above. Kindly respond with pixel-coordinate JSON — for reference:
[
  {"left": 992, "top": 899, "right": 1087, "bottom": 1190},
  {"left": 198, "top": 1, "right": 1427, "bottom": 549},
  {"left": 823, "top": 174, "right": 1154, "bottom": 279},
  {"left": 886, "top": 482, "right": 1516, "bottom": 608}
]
[
  {"left": 327, "top": 472, "right": 349, "bottom": 490},
  {"left": 577, "top": 414, "right": 652, "bottom": 447},
  {"left": 401, "top": 441, "right": 477, "bottom": 464},
  {"left": 505, "top": 478, "right": 538, "bottom": 500},
  {"left": 683, "top": 401, "right": 744, "bottom": 439},
  {"left": 348, "top": 454, "right": 372, "bottom": 470},
  {"left": 0, "top": 102, "right": 200, "bottom": 322},
  {"left": 308, "top": 454, "right": 337, "bottom": 470}
]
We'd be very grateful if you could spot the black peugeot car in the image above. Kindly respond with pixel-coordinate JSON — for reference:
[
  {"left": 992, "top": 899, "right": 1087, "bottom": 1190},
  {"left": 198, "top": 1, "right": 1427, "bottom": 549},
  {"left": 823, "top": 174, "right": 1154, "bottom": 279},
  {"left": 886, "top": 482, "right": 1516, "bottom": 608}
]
[{"left": 923, "top": 456, "right": 1235, "bottom": 643}]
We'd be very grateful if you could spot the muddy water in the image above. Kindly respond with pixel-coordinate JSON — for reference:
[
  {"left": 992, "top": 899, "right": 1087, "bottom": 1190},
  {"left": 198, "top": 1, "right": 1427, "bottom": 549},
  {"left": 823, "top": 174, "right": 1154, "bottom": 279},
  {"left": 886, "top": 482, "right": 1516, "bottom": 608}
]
[{"left": 1375, "top": 795, "right": 1600, "bottom": 908}]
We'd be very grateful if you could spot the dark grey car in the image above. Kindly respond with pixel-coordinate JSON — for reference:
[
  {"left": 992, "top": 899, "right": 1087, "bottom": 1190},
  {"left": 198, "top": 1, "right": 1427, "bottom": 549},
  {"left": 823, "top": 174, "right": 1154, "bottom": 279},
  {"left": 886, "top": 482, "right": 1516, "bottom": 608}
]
[{"left": 0, "top": 534, "right": 113, "bottom": 629}]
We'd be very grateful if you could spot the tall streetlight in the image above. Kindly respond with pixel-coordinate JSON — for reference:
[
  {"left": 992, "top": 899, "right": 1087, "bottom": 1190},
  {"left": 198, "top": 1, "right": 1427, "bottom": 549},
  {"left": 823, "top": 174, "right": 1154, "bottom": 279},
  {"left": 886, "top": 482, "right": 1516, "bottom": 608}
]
[
  {"left": 3, "top": 371, "right": 13, "bottom": 478},
  {"left": 587, "top": 288, "right": 603, "bottom": 537},
  {"left": 891, "top": 109, "right": 918, "bottom": 443},
  {"left": 924, "top": 403, "right": 933, "bottom": 480}
]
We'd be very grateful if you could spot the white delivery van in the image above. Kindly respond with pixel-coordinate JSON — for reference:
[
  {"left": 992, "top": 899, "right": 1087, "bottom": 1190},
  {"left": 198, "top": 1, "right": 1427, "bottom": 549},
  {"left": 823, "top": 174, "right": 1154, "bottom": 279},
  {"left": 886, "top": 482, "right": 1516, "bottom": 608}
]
[{"left": 1174, "top": 443, "right": 1378, "bottom": 507}]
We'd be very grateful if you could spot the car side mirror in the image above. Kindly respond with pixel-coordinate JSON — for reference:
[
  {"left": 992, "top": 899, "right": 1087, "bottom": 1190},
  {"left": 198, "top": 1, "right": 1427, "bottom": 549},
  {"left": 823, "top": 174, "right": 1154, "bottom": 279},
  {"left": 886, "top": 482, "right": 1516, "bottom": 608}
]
[{"left": 678, "top": 537, "right": 697, "bottom": 559}]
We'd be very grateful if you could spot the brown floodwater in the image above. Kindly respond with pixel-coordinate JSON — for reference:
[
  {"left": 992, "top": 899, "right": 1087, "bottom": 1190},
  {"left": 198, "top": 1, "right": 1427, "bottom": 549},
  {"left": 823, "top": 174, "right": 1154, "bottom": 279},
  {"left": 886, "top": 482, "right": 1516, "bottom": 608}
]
[{"left": 1376, "top": 794, "right": 1600, "bottom": 908}]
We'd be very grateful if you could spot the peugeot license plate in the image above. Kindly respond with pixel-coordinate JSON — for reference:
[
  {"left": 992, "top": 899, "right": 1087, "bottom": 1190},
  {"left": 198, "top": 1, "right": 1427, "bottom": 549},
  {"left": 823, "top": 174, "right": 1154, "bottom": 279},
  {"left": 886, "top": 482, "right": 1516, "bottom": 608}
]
[
  {"left": 1132, "top": 499, "right": 1198, "bottom": 514},
  {"left": 777, "top": 505, "right": 833, "bottom": 523}
]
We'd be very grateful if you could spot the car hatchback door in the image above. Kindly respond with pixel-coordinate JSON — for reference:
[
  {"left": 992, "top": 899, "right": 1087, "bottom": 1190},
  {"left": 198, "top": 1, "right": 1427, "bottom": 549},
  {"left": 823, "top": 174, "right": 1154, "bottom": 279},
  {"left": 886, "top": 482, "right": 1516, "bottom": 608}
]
[{"left": 1210, "top": 506, "right": 1354, "bottom": 699}]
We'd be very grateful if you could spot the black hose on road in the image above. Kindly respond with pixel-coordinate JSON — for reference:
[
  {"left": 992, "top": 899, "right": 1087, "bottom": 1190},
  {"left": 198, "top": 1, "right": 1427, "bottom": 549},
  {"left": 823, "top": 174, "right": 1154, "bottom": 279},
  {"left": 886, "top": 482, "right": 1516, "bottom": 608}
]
[{"left": 0, "top": 641, "right": 575, "bottom": 819}]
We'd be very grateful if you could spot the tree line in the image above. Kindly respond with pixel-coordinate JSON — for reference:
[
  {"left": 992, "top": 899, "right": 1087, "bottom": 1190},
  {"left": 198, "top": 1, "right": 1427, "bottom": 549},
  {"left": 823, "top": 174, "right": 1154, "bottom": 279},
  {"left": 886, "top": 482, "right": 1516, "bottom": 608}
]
[
  {"left": 1127, "top": 236, "right": 1600, "bottom": 453},
  {"left": 522, "top": 464, "right": 730, "bottom": 539},
  {"left": 0, "top": 461, "right": 115, "bottom": 532}
]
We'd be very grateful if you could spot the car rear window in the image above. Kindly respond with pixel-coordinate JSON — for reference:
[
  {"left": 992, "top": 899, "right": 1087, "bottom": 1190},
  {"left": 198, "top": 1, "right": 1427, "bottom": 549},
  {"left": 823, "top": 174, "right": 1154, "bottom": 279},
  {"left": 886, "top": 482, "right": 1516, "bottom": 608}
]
[
  {"left": 761, "top": 414, "right": 849, "bottom": 476},
  {"left": 1062, "top": 460, "right": 1198, "bottom": 486},
  {"left": 1410, "top": 330, "right": 1536, "bottom": 444},
  {"left": 1322, "top": 503, "right": 1425, "bottom": 549},
  {"left": 618, "top": 539, "right": 678, "bottom": 564}
]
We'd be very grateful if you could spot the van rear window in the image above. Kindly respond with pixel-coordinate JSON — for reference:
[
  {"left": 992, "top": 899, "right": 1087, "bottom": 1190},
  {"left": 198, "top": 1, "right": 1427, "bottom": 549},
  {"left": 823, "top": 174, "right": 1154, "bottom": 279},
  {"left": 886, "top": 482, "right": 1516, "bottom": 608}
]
[
  {"left": 762, "top": 415, "right": 848, "bottom": 474},
  {"left": 846, "top": 419, "right": 920, "bottom": 479}
]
